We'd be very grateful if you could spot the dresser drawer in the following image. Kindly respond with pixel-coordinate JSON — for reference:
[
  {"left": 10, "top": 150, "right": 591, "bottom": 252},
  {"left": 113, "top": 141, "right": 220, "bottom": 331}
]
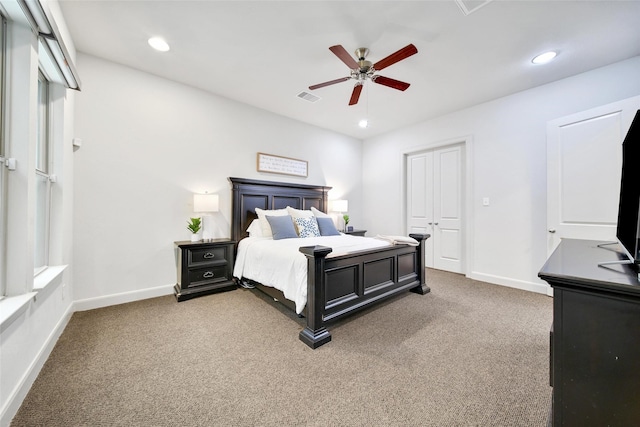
[
  {"left": 187, "top": 265, "right": 229, "bottom": 287},
  {"left": 188, "top": 246, "right": 228, "bottom": 266}
]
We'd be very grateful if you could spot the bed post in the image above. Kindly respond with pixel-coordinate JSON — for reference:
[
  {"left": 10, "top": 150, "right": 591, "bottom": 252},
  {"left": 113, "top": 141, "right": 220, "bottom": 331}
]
[
  {"left": 409, "top": 233, "right": 431, "bottom": 295},
  {"left": 298, "top": 245, "right": 333, "bottom": 349}
]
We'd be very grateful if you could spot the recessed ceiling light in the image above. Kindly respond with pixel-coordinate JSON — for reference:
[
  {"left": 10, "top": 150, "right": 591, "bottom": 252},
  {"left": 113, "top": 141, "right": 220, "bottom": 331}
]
[
  {"left": 532, "top": 51, "right": 557, "bottom": 65},
  {"left": 358, "top": 119, "right": 368, "bottom": 128},
  {"left": 148, "top": 37, "right": 170, "bottom": 52}
]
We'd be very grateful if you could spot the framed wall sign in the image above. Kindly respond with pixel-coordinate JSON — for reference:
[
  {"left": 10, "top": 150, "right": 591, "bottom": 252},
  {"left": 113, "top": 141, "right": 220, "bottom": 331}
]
[{"left": 257, "top": 152, "right": 308, "bottom": 177}]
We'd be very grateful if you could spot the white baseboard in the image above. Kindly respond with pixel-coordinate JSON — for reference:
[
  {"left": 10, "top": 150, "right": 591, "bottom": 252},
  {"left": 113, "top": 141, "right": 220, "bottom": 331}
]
[
  {"left": 0, "top": 304, "right": 73, "bottom": 427},
  {"left": 468, "top": 271, "right": 550, "bottom": 295},
  {"left": 74, "top": 284, "right": 174, "bottom": 312}
]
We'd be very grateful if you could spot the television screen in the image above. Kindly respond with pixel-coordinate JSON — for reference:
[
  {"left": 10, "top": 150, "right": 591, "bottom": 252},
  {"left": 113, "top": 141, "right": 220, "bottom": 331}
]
[{"left": 616, "top": 109, "right": 640, "bottom": 264}]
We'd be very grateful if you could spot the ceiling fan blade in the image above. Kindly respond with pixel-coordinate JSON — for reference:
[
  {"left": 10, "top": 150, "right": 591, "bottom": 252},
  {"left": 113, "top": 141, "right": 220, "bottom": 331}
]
[
  {"left": 348, "top": 83, "right": 363, "bottom": 105},
  {"left": 373, "top": 44, "right": 418, "bottom": 71},
  {"left": 309, "top": 77, "right": 350, "bottom": 90},
  {"left": 372, "top": 75, "right": 411, "bottom": 91},
  {"left": 329, "top": 45, "right": 359, "bottom": 69}
]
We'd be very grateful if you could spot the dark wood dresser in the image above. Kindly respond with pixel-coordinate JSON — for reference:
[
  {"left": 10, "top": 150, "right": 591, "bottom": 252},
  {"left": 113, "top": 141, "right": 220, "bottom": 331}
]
[
  {"left": 539, "top": 238, "right": 640, "bottom": 426},
  {"left": 174, "top": 239, "right": 236, "bottom": 301}
]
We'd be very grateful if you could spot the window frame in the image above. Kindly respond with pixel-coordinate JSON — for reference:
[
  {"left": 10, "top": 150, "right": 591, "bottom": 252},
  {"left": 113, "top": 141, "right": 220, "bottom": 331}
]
[
  {"left": 0, "top": 12, "right": 5, "bottom": 155},
  {"left": 0, "top": 13, "right": 7, "bottom": 296}
]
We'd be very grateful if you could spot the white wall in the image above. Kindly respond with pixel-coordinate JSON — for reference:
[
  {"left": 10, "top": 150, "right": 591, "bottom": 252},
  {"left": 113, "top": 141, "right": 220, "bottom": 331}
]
[
  {"left": 362, "top": 56, "right": 640, "bottom": 292},
  {"left": 72, "top": 53, "right": 363, "bottom": 307}
]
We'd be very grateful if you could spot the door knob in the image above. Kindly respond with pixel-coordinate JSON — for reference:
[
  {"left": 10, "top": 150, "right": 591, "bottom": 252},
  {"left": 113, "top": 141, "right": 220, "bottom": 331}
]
[{"left": 548, "top": 229, "right": 556, "bottom": 233}]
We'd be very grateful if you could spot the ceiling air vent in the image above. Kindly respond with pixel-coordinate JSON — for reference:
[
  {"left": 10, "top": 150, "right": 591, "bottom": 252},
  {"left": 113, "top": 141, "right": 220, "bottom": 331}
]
[
  {"left": 455, "top": 0, "right": 493, "bottom": 15},
  {"left": 297, "top": 91, "right": 321, "bottom": 103}
]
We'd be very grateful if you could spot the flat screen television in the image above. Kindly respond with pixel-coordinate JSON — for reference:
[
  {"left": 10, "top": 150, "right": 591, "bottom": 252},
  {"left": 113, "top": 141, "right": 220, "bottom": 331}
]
[
  {"left": 611, "top": 109, "right": 640, "bottom": 266},
  {"left": 616, "top": 110, "right": 640, "bottom": 264}
]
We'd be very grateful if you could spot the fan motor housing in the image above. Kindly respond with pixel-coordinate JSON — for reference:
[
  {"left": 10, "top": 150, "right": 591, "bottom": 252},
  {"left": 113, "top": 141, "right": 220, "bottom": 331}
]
[{"left": 358, "top": 60, "right": 372, "bottom": 72}]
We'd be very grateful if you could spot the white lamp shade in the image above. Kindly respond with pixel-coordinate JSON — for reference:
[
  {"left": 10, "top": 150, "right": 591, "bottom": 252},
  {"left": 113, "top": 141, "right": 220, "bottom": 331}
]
[
  {"left": 331, "top": 199, "right": 348, "bottom": 213},
  {"left": 194, "top": 194, "right": 219, "bottom": 213}
]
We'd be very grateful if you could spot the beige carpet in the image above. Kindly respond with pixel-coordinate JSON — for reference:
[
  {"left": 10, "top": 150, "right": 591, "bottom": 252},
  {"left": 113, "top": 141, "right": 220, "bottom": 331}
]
[{"left": 12, "top": 269, "right": 552, "bottom": 426}]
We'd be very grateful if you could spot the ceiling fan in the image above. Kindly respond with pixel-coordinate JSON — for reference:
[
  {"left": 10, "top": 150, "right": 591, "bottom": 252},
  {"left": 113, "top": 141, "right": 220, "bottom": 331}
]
[{"left": 309, "top": 44, "right": 418, "bottom": 106}]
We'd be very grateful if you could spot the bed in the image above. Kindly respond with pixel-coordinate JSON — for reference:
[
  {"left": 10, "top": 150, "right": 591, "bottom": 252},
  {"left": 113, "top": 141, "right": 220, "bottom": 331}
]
[{"left": 229, "top": 177, "right": 430, "bottom": 348}]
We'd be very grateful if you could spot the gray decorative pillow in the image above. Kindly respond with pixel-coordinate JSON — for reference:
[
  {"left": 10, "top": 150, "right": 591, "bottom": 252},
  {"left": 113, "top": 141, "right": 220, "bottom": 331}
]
[
  {"left": 294, "top": 216, "right": 321, "bottom": 238},
  {"left": 266, "top": 215, "right": 298, "bottom": 240},
  {"left": 316, "top": 217, "right": 340, "bottom": 236}
]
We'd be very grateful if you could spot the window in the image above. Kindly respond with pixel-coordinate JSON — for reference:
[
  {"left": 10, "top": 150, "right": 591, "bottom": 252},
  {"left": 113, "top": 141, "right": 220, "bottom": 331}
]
[{"left": 34, "top": 71, "right": 51, "bottom": 275}]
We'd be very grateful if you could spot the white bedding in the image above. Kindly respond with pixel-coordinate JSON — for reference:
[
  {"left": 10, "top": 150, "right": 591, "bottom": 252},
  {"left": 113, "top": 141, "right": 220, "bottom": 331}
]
[{"left": 233, "top": 235, "right": 391, "bottom": 314}]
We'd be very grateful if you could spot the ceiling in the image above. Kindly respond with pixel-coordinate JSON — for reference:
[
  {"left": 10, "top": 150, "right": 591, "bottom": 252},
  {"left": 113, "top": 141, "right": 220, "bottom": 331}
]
[{"left": 57, "top": 0, "right": 640, "bottom": 139}]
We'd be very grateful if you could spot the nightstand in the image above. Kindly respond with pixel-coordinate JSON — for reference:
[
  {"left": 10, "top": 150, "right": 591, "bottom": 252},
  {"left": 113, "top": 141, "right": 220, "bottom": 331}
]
[
  {"left": 174, "top": 239, "right": 236, "bottom": 301},
  {"left": 344, "top": 229, "right": 367, "bottom": 237}
]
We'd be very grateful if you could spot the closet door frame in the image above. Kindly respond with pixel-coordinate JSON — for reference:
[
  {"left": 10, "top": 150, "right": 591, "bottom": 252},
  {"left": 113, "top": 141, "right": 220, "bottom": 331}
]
[{"left": 402, "top": 136, "right": 473, "bottom": 276}]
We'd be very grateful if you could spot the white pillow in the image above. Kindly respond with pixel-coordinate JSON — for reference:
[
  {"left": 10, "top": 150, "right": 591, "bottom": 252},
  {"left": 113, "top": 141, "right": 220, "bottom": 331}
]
[
  {"left": 311, "top": 206, "right": 330, "bottom": 218},
  {"left": 286, "top": 206, "right": 314, "bottom": 234},
  {"left": 255, "top": 207, "right": 289, "bottom": 237},
  {"left": 286, "top": 206, "right": 314, "bottom": 219},
  {"left": 246, "top": 219, "right": 263, "bottom": 237}
]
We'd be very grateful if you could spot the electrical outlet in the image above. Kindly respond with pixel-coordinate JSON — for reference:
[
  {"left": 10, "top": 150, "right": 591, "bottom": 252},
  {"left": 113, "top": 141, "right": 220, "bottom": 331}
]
[{"left": 482, "top": 197, "right": 490, "bottom": 206}]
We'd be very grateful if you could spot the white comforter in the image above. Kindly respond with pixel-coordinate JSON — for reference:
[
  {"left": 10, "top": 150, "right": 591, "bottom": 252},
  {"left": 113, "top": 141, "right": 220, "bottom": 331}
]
[{"left": 233, "top": 235, "right": 390, "bottom": 314}]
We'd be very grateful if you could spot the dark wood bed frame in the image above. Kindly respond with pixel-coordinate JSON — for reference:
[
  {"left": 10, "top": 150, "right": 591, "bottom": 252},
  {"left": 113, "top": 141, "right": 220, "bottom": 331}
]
[{"left": 229, "top": 177, "right": 430, "bottom": 348}]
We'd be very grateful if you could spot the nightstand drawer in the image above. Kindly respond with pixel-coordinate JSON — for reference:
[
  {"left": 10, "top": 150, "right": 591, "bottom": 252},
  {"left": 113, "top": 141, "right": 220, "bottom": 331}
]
[
  {"left": 188, "top": 265, "right": 229, "bottom": 287},
  {"left": 174, "top": 239, "right": 236, "bottom": 301},
  {"left": 188, "top": 246, "right": 228, "bottom": 266}
]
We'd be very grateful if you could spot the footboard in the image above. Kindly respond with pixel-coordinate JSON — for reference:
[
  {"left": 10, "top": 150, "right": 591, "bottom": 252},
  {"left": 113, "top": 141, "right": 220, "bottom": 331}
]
[{"left": 298, "top": 233, "right": 430, "bottom": 348}]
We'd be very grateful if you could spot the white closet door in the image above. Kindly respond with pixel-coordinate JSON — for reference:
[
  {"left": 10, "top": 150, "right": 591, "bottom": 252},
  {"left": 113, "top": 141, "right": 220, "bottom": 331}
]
[
  {"left": 433, "top": 146, "right": 463, "bottom": 273},
  {"left": 547, "top": 96, "right": 640, "bottom": 254},
  {"left": 407, "top": 145, "right": 463, "bottom": 273},
  {"left": 407, "top": 152, "right": 435, "bottom": 267}
]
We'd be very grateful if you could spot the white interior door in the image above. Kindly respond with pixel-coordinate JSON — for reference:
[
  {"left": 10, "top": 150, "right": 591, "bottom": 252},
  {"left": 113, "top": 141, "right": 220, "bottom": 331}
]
[
  {"left": 547, "top": 96, "right": 640, "bottom": 254},
  {"left": 433, "top": 146, "right": 463, "bottom": 272},
  {"left": 407, "top": 152, "right": 435, "bottom": 266},
  {"left": 407, "top": 145, "right": 463, "bottom": 273}
]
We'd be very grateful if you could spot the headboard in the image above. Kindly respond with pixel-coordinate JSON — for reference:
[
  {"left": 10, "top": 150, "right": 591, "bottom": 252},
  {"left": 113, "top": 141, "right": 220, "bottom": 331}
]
[{"left": 229, "top": 177, "right": 331, "bottom": 242}]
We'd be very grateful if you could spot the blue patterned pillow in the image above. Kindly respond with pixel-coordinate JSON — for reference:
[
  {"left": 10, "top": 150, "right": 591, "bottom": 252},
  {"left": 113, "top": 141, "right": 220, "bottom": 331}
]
[{"left": 294, "top": 216, "right": 321, "bottom": 238}]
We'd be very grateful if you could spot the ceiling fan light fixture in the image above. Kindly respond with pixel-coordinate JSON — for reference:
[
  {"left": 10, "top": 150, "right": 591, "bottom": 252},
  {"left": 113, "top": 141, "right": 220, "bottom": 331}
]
[
  {"left": 148, "top": 37, "right": 170, "bottom": 52},
  {"left": 532, "top": 51, "right": 557, "bottom": 64},
  {"left": 309, "top": 43, "right": 417, "bottom": 106}
]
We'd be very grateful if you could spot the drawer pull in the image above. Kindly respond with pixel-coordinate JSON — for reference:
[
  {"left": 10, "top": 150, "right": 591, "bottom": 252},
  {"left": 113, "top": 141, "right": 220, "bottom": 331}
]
[
  {"left": 203, "top": 271, "right": 214, "bottom": 279},
  {"left": 203, "top": 252, "right": 215, "bottom": 259}
]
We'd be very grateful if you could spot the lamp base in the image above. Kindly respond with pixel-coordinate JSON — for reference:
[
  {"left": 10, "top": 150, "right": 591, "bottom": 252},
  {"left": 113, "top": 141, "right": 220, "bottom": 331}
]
[{"left": 201, "top": 214, "right": 215, "bottom": 241}]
